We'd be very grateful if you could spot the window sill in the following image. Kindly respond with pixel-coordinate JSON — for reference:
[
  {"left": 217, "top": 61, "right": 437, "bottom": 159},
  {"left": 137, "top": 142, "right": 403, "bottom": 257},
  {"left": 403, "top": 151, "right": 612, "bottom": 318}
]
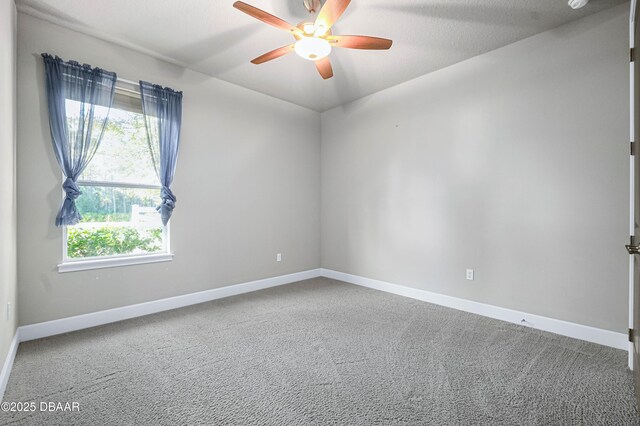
[{"left": 58, "top": 253, "right": 173, "bottom": 273}]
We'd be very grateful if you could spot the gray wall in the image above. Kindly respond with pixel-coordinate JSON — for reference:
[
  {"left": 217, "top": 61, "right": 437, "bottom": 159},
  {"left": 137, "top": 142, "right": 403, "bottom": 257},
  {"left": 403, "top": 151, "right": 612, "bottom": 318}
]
[
  {"left": 321, "top": 4, "right": 629, "bottom": 333},
  {"left": 17, "top": 13, "right": 321, "bottom": 325},
  {"left": 0, "top": 0, "right": 17, "bottom": 369},
  {"left": 15, "top": 4, "right": 630, "bottom": 335}
]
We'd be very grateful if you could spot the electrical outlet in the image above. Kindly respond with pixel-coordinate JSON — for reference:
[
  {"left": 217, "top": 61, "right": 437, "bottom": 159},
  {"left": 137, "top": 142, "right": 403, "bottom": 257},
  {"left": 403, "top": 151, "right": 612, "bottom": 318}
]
[
  {"left": 276, "top": 253, "right": 282, "bottom": 262},
  {"left": 466, "top": 269, "right": 474, "bottom": 280},
  {"left": 6, "top": 302, "right": 10, "bottom": 321}
]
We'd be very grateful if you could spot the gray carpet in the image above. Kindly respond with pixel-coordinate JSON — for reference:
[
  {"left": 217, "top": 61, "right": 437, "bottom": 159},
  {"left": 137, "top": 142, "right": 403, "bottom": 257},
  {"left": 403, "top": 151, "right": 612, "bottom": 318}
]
[{"left": 1, "top": 277, "right": 638, "bottom": 425}]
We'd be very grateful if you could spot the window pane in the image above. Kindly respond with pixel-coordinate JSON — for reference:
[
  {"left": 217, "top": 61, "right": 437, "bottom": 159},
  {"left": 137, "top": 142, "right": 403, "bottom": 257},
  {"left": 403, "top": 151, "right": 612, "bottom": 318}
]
[
  {"left": 67, "top": 186, "right": 164, "bottom": 259},
  {"left": 80, "top": 97, "right": 158, "bottom": 186}
]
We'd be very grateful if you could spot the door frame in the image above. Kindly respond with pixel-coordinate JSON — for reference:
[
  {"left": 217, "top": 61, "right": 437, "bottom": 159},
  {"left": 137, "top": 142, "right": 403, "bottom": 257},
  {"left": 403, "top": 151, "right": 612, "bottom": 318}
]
[{"left": 629, "top": 0, "right": 637, "bottom": 371}]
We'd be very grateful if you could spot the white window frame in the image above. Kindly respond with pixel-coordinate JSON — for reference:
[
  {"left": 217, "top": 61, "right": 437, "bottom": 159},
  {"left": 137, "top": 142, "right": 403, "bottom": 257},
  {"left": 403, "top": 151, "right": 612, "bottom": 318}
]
[{"left": 58, "top": 83, "right": 173, "bottom": 273}]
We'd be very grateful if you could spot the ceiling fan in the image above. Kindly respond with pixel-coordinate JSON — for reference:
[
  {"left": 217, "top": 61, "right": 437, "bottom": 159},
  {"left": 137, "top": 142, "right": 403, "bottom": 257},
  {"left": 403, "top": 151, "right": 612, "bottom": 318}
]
[{"left": 233, "top": 0, "right": 393, "bottom": 80}]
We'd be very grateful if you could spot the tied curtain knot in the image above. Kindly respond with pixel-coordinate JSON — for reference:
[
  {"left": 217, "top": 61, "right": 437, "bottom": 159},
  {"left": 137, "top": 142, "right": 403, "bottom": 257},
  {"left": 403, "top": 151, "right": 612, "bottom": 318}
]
[
  {"left": 62, "top": 177, "right": 82, "bottom": 201},
  {"left": 55, "top": 177, "right": 83, "bottom": 227},
  {"left": 158, "top": 186, "right": 177, "bottom": 226}
]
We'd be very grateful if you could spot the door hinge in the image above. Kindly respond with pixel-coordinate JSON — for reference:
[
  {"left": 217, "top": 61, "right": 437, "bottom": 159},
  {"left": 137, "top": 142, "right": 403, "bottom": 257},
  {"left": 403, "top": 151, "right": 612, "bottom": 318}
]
[
  {"left": 626, "top": 236, "right": 640, "bottom": 254},
  {"left": 632, "top": 48, "right": 636, "bottom": 62},
  {"left": 630, "top": 328, "right": 634, "bottom": 342},
  {"left": 632, "top": 142, "right": 636, "bottom": 156}
]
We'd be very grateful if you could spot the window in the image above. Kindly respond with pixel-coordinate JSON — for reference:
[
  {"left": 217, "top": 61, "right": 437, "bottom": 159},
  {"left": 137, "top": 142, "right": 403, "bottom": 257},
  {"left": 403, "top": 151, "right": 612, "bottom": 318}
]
[{"left": 60, "top": 85, "right": 171, "bottom": 272}]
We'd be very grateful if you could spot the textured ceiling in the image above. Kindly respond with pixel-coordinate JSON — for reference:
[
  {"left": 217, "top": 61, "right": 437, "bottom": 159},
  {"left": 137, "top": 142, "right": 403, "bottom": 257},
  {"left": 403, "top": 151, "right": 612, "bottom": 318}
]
[{"left": 16, "top": 0, "right": 627, "bottom": 111}]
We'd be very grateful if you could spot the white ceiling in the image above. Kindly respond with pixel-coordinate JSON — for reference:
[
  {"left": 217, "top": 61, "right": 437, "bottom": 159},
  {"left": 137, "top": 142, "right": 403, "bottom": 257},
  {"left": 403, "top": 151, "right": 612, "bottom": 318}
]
[{"left": 16, "top": 0, "right": 627, "bottom": 112}]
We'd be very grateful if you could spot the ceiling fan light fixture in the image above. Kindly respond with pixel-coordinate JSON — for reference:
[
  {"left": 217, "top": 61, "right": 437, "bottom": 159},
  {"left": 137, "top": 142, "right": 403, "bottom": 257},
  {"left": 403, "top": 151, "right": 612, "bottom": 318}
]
[
  {"left": 303, "top": 23, "right": 316, "bottom": 34},
  {"left": 294, "top": 36, "right": 332, "bottom": 61}
]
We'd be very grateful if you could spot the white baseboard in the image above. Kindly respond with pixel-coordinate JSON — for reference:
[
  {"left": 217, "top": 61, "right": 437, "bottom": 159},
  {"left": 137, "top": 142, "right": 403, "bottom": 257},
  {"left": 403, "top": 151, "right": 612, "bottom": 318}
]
[
  {"left": 0, "top": 330, "right": 20, "bottom": 401},
  {"left": 19, "top": 269, "right": 322, "bottom": 342},
  {"left": 5, "top": 266, "right": 627, "bottom": 398},
  {"left": 321, "top": 269, "right": 628, "bottom": 351}
]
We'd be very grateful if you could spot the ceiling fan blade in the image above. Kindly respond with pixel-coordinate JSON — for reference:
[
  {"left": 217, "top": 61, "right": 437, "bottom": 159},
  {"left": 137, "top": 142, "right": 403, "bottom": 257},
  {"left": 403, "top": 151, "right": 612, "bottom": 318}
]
[
  {"left": 314, "top": 0, "right": 351, "bottom": 32},
  {"left": 251, "top": 44, "right": 295, "bottom": 64},
  {"left": 233, "top": 1, "right": 300, "bottom": 35},
  {"left": 315, "top": 57, "right": 334, "bottom": 79},
  {"left": 328, "top": 35, "right": 393, "bottom": 50}
]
